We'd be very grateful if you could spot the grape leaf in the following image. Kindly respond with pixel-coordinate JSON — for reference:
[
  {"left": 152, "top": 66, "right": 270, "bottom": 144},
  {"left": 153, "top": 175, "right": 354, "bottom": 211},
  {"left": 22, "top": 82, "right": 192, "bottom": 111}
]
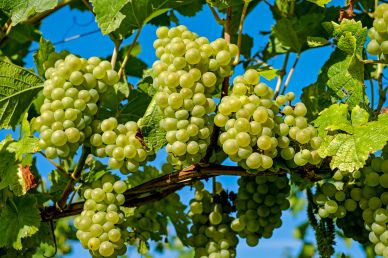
[
  {"left": 0, "top": 195, "right": 41, "bottom": 250},
  {"left": 33, "top": 37, "right": 55, "bottom": 77},
  {"left": 116, "top": 89, "right": 152, "bottom": 123},
  {"left": 315, "top": 104, "right": 388, "bottom": 172},
  {"left": 91, "top": 0, "right": 129, "bottom": 35},
  {"left": 93, "top": 0, "right": 198, "bottom": 35},
  {"left": 0, "top": 150, "right": 18, "bottom": 191},
  {"left": 7, "top": 137, "right": 40, "bottom": 160},
  {"left": 0, "top": 0, "right": 57, "bottom": 25},
  {"left": 257, "top": 67, "right": 280, "bottom": 81},
  {"left": 0, "top": 61, "right": 43, "bottom": 129},
  {"left": 138, "top": 97, "right": 167, "bottom": 152},
  {"left": 175, "top": 0, "right": 205, "bottom": 17},
  {"left": 307, "top": 0, "right": 331, "bottom": 7},
  {"left": 307, "top": 36, "right": 329, "bottom": 48}
]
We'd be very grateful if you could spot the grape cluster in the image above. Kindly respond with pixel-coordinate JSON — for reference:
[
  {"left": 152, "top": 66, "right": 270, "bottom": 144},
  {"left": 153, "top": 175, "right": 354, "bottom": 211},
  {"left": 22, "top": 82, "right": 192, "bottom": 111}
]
[
  {"left": 188, "top": 182, "right": 238, "bottom": 258},
  {"left": 356, "top": 157, "right": 388, "bottom": 256},
  {"left": 152, "top": 25, "right": 238, "bottom": 167},
  {"left": 214, "top": 70, "right": 322, "bottom": 171},
  {"left": 367, "top": 3, "right": 388, "bottom": 61},
  {"left": 230, "top": 175, "right": 290, "bottom": 246},
  {"left": 74, "top": 174, "right": 128, "bottom": 257},
  {"left": 90, "top": 118, "right": 153, "bottom": 173},
  {"left": 35, "top": 54, "right": 119, "bottom": 159},
  {"left": 336, "top": 207, "right": 370, "bottom": 244}
]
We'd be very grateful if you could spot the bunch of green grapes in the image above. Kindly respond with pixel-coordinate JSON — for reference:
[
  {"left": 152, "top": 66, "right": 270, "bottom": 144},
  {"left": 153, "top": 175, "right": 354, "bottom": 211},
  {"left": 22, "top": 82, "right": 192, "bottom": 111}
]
[
  {"left": 35, "top": 54, "right": 119, "bottom": 159},
  {"left": 336, "top": 206, "right": 370, "bottom": 244},
  {"left": 214, "top": 70, "right": 322, "bottom": 171},
  {"left": 230, "top": 175, "right": 290, "bottom": 246},
  {"left": 355, "top": 157, "right": 388, "bottom": 256},
  {"left": 367, "top": 3, "right": 388, "bottom": 60},
  {"left": 74, "top": 174, "right": 128, "bottom": 257},
  {"left": 187, "top": 182, "right": 238, "bottom": 258},
  {"left": 152, "top": 25, "right": 238, "bottom": 167},
  {"left": 126, "top": 193, "right": 181, "bottom": 244},
  {"left": 90, "top": 118, "right": 153, "bottom": 173}
]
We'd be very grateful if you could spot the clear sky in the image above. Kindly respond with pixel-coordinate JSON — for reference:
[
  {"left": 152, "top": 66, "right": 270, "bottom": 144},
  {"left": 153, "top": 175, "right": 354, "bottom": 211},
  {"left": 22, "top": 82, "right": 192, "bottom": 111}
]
[{"left": 0, "top": 0, "right": 377, "bottom": 257}]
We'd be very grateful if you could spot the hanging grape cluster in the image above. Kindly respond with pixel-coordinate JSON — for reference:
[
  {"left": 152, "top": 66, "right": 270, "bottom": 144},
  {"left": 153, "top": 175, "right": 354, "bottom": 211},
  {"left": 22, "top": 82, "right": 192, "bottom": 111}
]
[
  {"left": 74, "top": 174, "right": 128, "bottom": 257},
  {"left": 315, "top": 152, "right": 388, "bottom": 256},
  {"left": 187, "top": 182, "right": 238, "bottom": 258},
  {"left": 230, "top": 175, "right": 290, "bottom": 246},
  {"left": 214, "top": 70, "right": 322, "bottom": 171},
  {"left": 152, "top": 25, "right": 238, "bottom": 167},
  {"left": 35, "top": 54, "right": 119, "bottom": 158},
  {"left": 90, "top": 118, "right": 153, "bottom": 173},
  {"left": 367, "top": 3, "right": 388, "bottom": 61}
]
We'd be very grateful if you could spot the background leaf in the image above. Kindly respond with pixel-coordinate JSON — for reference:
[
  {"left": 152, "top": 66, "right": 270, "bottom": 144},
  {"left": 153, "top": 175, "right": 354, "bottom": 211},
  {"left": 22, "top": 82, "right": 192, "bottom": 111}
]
[{"left": 0, "top": 61, "right": 43, "bottom": 129}]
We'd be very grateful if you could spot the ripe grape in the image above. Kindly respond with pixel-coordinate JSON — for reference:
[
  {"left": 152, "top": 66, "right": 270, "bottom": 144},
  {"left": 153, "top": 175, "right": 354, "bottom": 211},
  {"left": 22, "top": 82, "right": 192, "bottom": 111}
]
[
  {"left": 151, "top": 26, "right": 238, "bottom": 168},
  {"left": 367, "top": 4, "right": 388, "bottom": 62},
  {"left": 231, "top": 176, "right": 290, "bottom": 246},
  {"left": 37, "top": 53, "right": 119, "bottom": 159},
  {"left": 75, "top": 174, "right": 128, "bottom": 257},
  {"left": 187, "top": 182, "right": 238, "bottom": 258}
]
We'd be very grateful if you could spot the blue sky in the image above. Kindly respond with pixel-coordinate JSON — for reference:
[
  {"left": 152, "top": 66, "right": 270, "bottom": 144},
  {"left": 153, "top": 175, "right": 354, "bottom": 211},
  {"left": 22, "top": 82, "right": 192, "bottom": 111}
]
[{"left": 0, "top": 0, "right": 380, "bottom": 257}]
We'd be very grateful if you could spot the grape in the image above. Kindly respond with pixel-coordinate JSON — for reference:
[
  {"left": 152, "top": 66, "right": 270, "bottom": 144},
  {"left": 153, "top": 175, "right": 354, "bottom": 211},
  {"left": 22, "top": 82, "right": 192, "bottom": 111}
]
[
  {"left": 151, "top": 26, "right": 237, "bottom": 168},
  {"left": 214, "top": 69, "right": 320, "bottom": 171},
  {"left": 232, "top": 176, "right": 290, "bottom": 246},
  {"left": 37, "top": 54, "right": 118, "bottom": 158},
  {"left": 367, "top": 5, "right": 388, "bottom": 62},
  {"left": 75, "top": 175, "right": 128, "bottom": 257},
  {"left": 188, "top": 182, "right": 238, "bottom": 258}
]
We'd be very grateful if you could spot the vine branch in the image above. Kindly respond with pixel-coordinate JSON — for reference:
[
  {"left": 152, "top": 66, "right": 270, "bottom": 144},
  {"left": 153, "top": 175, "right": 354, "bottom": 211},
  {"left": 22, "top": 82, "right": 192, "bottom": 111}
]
[
  {"left": 111, "top": 39, "right": 122, "bottom": 68},
  {"left": 281, "top": 52, "right": 301, "bottom": 95},
  {"left": 274, "top": 51, "right": 290, "bottom": 98},
  {"left": 118, "top": 28, "right": 142, "bottom": 78},
  {"left": 38, "top": 151, "right": 68, "bottom": 177},
  {"left": 27, "top": 0, "right": 73, "bottom": 25},
  {"left": 56, "top": 146, "right": 89, "bottom": 210},
  {"left": 233, "top": 1, "right": 249, "bottom": 65},
  {"left": 203, "top": 7, "right": 232, "bottom": 162},
  {"left": 207, "top": 2, "right": 225, "bottom": 25},
  {"left": 41, "top": 163, "right": 327, "bottom": 221}
]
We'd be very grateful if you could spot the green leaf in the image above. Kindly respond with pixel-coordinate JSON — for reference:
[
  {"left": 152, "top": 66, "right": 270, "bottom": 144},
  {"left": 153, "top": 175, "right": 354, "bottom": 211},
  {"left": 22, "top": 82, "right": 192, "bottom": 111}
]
[
  {"left": 0, "top": 61, "right": 43, "bottom": 129},
  {"left": 0, "top": 0, "right": 57, "bottom": 25},
  {"left": 7, "top": 137, "right": 40, "bottom": 160},
  {"left": 175, "top": 0, "right": 205, "bottom": 17},
  {"left": 307, "top": 0, "right": 331, "bottom": 7},
  {"left": 93, "top": 0, "right": 198, "bottom": 35},
  {"left": 307, "top": 36, "right": 329, "bottom": 48},
  {"left": 0, "top": 150, "right": 18, "bottom": 191},
  {"left": 315, "top": 105, "right": 388, "bottom": 172},
  {"left": 91, "top": 0, "right": 129, "bottom": 35},
  {"left": 117, "top": 89, "right": 152, "bottom": 123},
  {"left": 257, "top": 66, "right": 280, "bottom": 80},
  {"left": 97, "top": 82, "right": 130, "bottom": 120},
  {"left": 33, "top": 37, "right": 55, "bottom": 78},
  {"left": 238, "top": 34, "right": 253, "bottom": 59},
  {"left": 313, "top": 104, "right": 351, "bottom": 135},
  {"left": 138, "top": 97, "right": 167, "bottom": 152},
  {"left": 0, "top": 195, "right": 41, "bottom": 249}
]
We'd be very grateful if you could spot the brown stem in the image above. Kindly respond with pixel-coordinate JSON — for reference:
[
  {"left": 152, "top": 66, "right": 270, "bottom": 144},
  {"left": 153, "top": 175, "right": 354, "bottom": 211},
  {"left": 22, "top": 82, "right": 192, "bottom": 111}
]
[
  {"left": 82, "top": 0, "right": 95, "bottom": 14},
  {"left": 38, "top": 151, "right": 68, "bottom": 177},
  {"left": 361, "top": 59, "right": 385, "bottom": 64},
  {"left": 375, "top": 63, "right": 386, "bottom": 114},
  {"left": 56, "top": 146, "right": 89, "bottom": 210},
  {"left": 207, "top": 1, "right": 225, "bottom": 25},
  {"left": 40, "top": 163, "right": 328, "bottom": 221},
  {"left": 274, "top": 52, "right": 290, "bottom": 98},
  {"left": 118, "top": 28, "right": 142, "bottom": 78},
  {"left": 281, "top": 52, "right": 301, "bottom": 95},
  {"left": 111, "top": 39, "right": 122, "bottom": 68},
  {"left": 233, "top": 1, "right": 249, "bottom": 66},
  {"left": 203, "top": 7, "right": 232, "bottom": 162}
]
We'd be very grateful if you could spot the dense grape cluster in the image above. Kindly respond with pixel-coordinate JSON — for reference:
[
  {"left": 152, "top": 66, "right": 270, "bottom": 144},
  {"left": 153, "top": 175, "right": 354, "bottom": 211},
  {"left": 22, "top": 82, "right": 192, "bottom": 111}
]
[
  {"left": 230, "top": 176, "right": 290, "bottom": 246},
  {"left": 35, "top": 54, "right": 119, "bottom": 158},
  {"left": 74, "top": 174, "right": 128, "bottom": 257},
  {"left": 188, "top": 182, "right": 238, "bottom": 258},
  {"left": 315, "top": 153, "right": 388, "bottom": 255},
  {"left": 214, "top": 70, "right": 322, "bottom": 171},
  {"left": 90, "top": 117, "right": 153, "bottom": 173},
  {"left": 367, "top": 3, "right": 388, "bottom": 60},
  {"left": 152, "top": 25, "right": 238, "bottom": 167}
]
